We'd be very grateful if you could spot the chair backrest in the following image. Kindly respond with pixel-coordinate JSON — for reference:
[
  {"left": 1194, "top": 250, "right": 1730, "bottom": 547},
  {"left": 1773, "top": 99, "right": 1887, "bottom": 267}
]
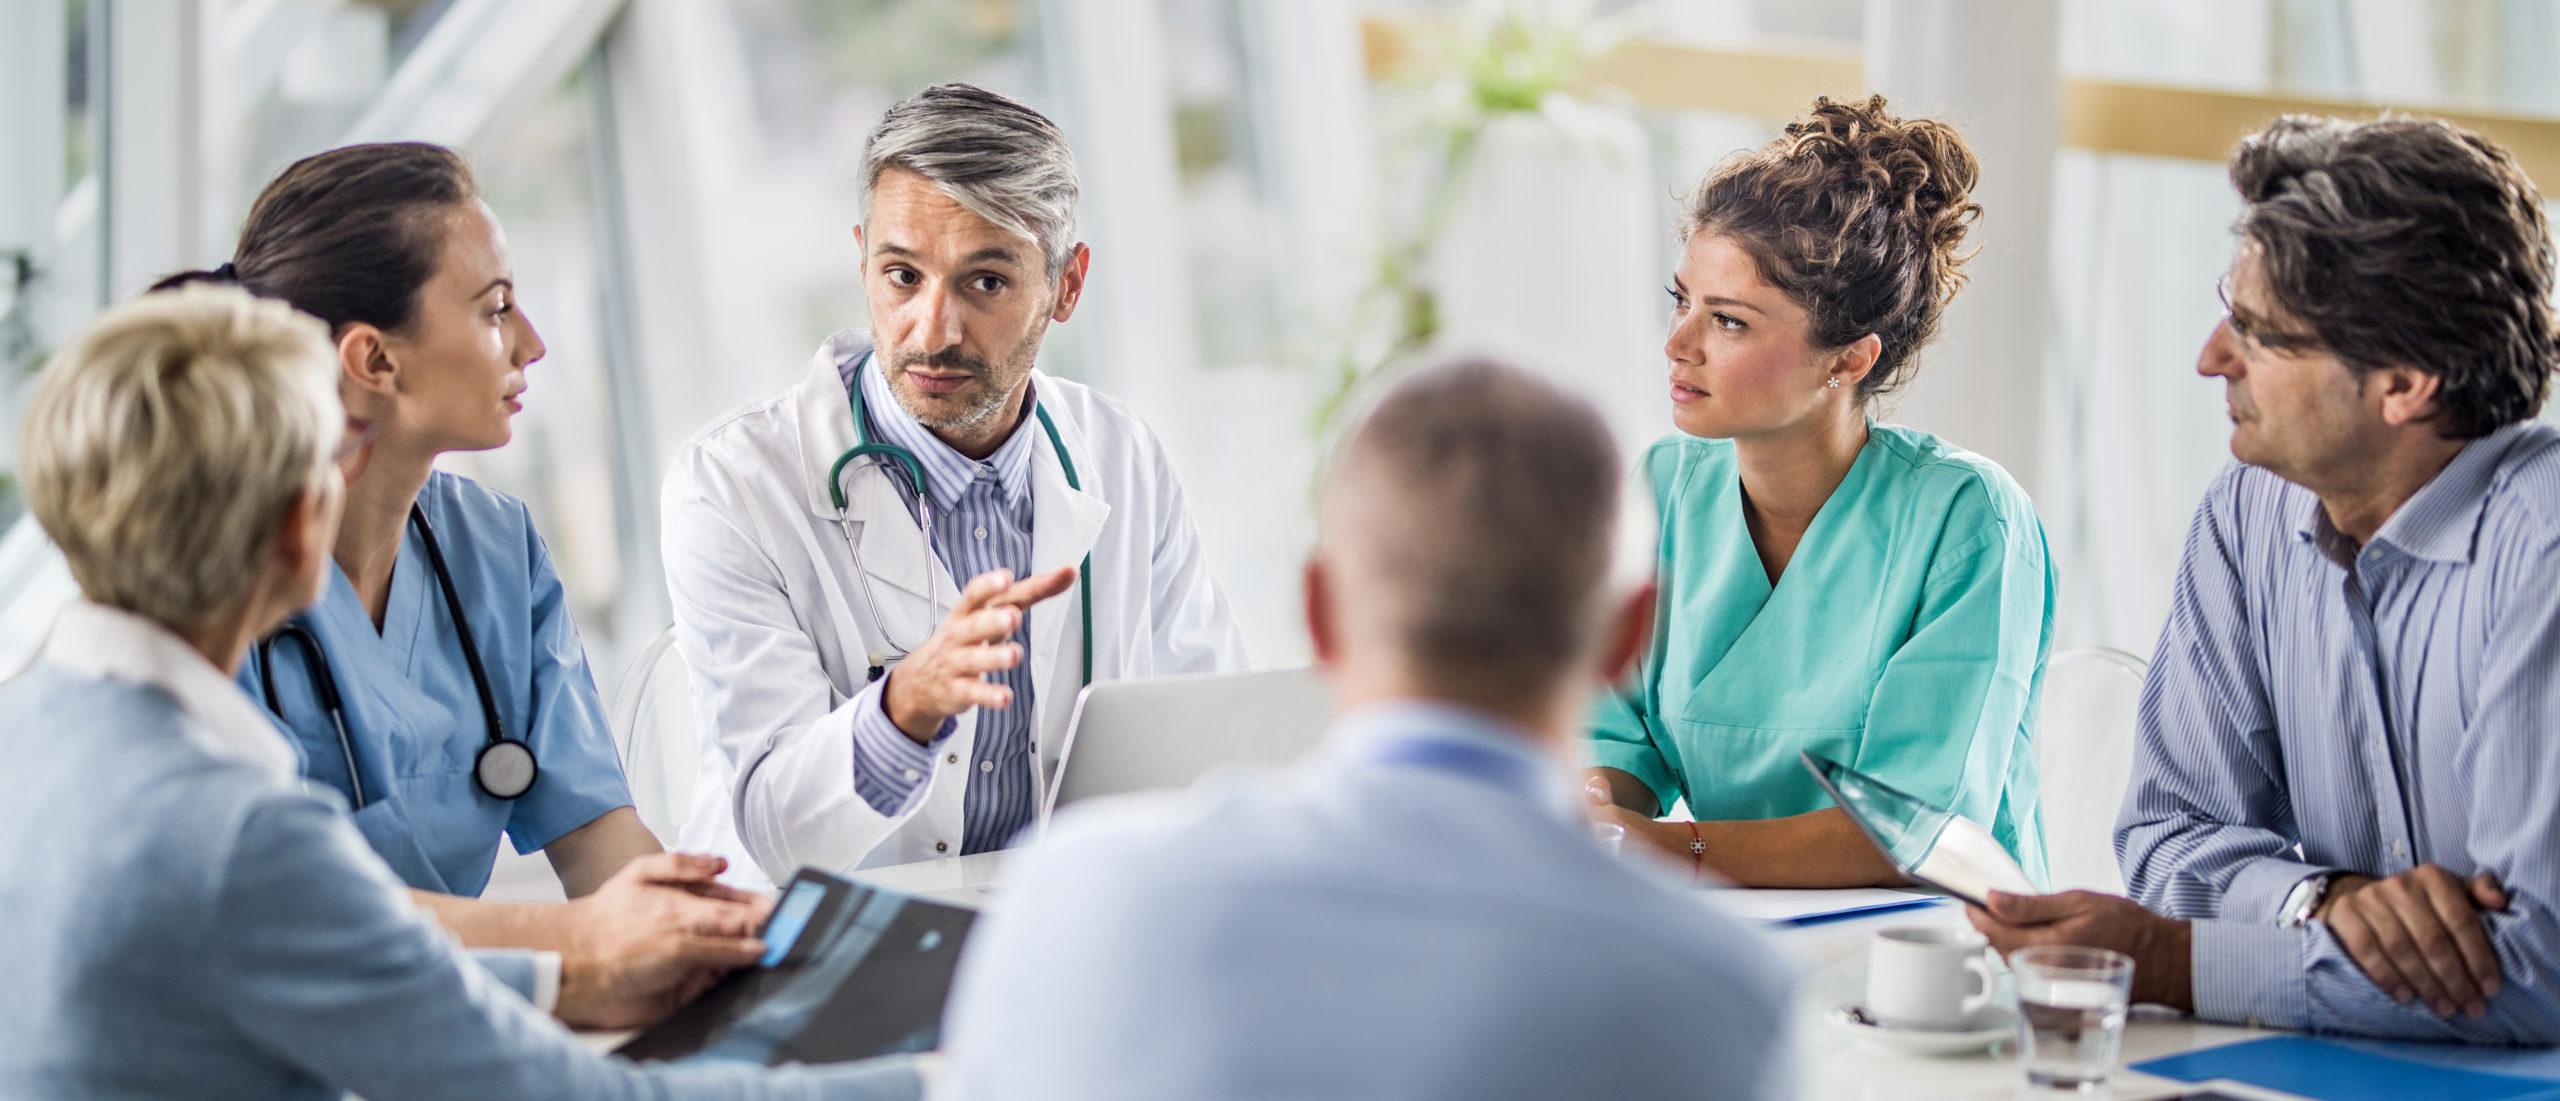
[
  {"left": 608, "top": 624, "right": 700, "bottom": 844},
  {"left": 2033, "top": 646, "right": 2149, "bottom": 894}
]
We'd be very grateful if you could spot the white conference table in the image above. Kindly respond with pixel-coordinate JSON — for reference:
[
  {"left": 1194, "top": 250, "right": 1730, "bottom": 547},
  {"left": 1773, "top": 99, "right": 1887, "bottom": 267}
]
[{"left": 846, "top": 851, "right": 2307, "bottom": 1100}]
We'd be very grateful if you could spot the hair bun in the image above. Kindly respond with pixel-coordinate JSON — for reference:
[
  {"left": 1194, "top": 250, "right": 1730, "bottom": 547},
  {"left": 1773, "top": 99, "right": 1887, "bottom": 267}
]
[
  {"left": 1683, "top": 93, "right": 1986, "bottom": 401},
  {"left": 1788, "top": 95, "right": 1981, "bottom": 223},
  {"left": 145, "top": 262, "right": 243, "bottom": 295}
]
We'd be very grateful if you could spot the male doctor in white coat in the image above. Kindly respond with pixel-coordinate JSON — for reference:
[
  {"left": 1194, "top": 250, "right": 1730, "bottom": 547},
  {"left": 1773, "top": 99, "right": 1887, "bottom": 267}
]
[{"left": 662, "top": 83, "right": 1248, "bottom": 884}]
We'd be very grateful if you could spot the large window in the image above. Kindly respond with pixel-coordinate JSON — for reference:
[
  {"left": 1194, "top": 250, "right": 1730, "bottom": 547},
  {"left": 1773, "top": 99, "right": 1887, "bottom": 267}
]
[
  {"left": 0, "top": 0, "right": 104, "bottom": 530},
  {"left": 12, "top": 0, "right": 2549, "bottom": 678},
  {"left": 2047, "top": 0, "right": 2560, "bottom": 653}
]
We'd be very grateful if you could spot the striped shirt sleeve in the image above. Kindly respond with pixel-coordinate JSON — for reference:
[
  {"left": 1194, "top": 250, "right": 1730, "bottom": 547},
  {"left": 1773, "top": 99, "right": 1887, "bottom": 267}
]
[
  {"left": 849, "top": 677, "right": 947, "bottom": 816},
  {"left": 2116, "top": 470, "right": 2335, "bottom": 923},
  {"left": 2187, "top": 520, "right": 2560, "bottom": 1042}
]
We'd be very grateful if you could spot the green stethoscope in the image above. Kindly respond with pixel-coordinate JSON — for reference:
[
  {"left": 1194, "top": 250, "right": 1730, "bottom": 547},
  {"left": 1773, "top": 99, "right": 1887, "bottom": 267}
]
[{"left": 826, "top": 358, "right": 1094, "bottom": 691}]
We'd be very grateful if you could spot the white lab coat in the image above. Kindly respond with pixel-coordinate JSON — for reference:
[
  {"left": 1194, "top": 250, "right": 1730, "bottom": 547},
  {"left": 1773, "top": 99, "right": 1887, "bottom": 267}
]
[{"left": 662, "top": 330, "right": 1248, "bottom": 884}]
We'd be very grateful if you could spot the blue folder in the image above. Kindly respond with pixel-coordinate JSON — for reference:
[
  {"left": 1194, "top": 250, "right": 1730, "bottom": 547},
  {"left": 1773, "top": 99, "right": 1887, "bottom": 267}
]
[
  {"left": 2133, "top": 1036, "right": 2560, "bottom": 1101},
  {"left": 1775, "top": 895, "right": 1944, "bottom": 928}
]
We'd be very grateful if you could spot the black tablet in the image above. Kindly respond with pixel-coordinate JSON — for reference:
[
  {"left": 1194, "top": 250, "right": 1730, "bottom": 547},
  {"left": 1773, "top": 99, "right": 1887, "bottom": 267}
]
[{"left": 615, "top": 868, "right": 977, "bottom": 1066}]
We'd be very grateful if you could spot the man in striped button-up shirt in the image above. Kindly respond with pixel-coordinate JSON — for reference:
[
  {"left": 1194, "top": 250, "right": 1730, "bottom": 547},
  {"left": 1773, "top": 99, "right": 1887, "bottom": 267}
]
[
  {"left": 1971, "top": 114, "right": 2560, "bottom": 1044},
  {"left": 843, "top": 350, "right": 1047, "bottom": 854}
]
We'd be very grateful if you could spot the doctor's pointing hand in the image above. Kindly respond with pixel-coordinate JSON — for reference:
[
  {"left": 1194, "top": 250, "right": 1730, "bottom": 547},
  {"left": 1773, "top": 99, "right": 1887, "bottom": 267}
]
[{"left": 885, "top": 567, "right": 1077, "bottom": 743}]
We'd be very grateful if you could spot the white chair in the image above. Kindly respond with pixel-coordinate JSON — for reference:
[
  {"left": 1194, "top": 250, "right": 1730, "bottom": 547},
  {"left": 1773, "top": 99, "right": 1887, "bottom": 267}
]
[
  {"left": 608, "top": 624, "right": 701, "bottom": 846},
  {"left": 2033, "top": 646, "right": 2149, "bottom": 895}
]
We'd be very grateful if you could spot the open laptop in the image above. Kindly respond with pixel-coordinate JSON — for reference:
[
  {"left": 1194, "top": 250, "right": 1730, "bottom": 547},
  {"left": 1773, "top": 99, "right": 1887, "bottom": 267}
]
[{"left": 1039, "top": 667, "right": 1334, "bottom": 832}]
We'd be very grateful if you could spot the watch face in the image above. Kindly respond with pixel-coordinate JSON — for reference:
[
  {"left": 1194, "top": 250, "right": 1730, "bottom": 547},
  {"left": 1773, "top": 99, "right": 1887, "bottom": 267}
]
[{"left": 2281, "top": 875, "right": 2330, "bottom": 926}]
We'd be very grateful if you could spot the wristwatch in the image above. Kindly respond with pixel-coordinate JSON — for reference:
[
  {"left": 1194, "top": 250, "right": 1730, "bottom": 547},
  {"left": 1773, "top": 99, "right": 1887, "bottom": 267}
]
[{"left": 2279, "top": 873, "right": 2336, "bottom": 928}]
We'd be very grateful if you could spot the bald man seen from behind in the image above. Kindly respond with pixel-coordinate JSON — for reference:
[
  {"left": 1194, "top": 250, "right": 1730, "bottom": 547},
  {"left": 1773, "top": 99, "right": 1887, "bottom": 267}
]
[{"left": 937, "top": 356, "right": 1797, "bottom": 1100}]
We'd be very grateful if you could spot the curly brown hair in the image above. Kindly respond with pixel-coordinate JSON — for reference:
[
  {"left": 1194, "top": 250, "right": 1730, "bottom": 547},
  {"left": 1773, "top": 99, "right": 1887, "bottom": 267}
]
[
  {"left": 1683, "top": 95, "right": 1982, "bottom": 398},
  {"left": 2231, "top": 115, "right": 2556, "bottom": 439}
]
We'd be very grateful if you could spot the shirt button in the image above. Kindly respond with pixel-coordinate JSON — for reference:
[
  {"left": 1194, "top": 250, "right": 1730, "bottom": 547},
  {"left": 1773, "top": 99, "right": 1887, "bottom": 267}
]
[
  {"left": 2392, "top": 841, "right": 2408, "bottom": 858},
  {"left": 902, "top": 769, "right": 920, "bottom": 782},
  {"left": 974, "top": 525, "right": 988, "bottom": 541},
  {"left": 935, "top": 841, "right": 949, "bottom": 854},
  {"left": 979, "top": 759, "right": 994, "bottom": 773},
  {"left": 946, "top": 752, "right": 960, "bottom": 765}
]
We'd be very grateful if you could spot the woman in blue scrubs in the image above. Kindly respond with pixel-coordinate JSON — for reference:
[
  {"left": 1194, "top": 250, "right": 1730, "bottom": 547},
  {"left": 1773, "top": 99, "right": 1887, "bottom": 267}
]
[
  {"left": 199, "top": 144, "right": 760, "bottom": 953},
  {"left": 1586, "top": 96, "right": 2054, "bottom": 888}
]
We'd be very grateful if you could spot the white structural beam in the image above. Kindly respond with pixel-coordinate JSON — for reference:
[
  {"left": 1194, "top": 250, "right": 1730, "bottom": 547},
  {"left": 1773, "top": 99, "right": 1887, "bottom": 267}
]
[
  {"left": 1037, "top": 0, "right": 1198, "bottom": 415},
  {"left": 1240, "top": 0, "right": 1375, "bottom": 341},
  {"left": 1, "top": 0, "right": 69, "bottom": 259},
  {"left": 1863, "top": 0, "right": 2061, "bottom": 501},
  {"left": 597, "top": 0, "right": 771, "bottom": 469},
  {"left": 102, "top": 0, "right": 206, "bottom": 299},
  {"left": 340, "top": 0, "right": 625, "bottom": 150}
]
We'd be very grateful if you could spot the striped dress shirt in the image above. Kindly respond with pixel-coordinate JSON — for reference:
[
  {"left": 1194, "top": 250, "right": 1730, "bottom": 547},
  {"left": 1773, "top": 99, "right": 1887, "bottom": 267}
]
[
  {"left": 842, "top": 353, "right": 1042, "bottom": 854},
  {"left": 2117, "top": 420, "right": 2560, "bottom": 1042}
]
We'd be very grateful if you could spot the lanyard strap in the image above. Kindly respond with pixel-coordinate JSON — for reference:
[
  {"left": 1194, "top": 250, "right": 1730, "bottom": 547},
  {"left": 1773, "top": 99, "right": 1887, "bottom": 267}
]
[{"left": 1365, "top": 736, "right": 1550, "bottom": 801}]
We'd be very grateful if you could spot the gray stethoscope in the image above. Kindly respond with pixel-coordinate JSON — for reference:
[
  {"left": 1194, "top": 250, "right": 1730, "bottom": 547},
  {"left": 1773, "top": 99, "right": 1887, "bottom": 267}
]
[
  {"left": 254, "top": 503, "right": 537, "bottom": 806},
  {"left": 826, "top": 358, "right": 1094, "bottom": 691}
]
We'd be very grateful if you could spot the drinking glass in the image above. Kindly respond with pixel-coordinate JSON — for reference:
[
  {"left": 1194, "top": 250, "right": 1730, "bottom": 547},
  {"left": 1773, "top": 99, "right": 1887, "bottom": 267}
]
[{"left": 2012, "top": 945, "right": 2133, "bottom": 1090}]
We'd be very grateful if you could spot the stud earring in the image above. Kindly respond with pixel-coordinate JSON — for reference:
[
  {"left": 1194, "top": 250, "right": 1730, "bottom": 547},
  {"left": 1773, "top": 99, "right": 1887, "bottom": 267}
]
[{"left": 1826, "top": 377, "right": 1842, "bottom": 390}]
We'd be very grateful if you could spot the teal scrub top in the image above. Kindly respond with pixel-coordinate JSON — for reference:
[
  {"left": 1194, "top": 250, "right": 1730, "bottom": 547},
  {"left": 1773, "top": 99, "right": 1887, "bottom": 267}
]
[
  {"left": 239, "top": 471, "right": 635, "bottom": 897},
  {"left": 1590, "top": 424, "right": 2054, "bottom": 883}
]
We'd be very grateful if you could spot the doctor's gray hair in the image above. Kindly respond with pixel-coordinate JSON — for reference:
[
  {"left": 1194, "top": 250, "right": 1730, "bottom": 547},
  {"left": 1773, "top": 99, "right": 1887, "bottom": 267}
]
[
  {"left": 860, "top": 83, "right": 1081, "bottom": 278},
  {"left": 23, "top": 286, "right": 341, "bottom": 630},
  {"left": 1318, "top": 357, "right": 1646, "bottom": 708}
]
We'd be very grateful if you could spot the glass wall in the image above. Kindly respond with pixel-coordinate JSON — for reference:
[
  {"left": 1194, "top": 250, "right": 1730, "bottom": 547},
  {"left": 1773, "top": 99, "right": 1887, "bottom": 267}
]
[
  {"left": 0, "top": 0, "right": 103, "bottom": 531},
  {"left": 2047, "top": 0, "right": 2560, "bottom": 653},
  {"left": 6, "top": 0, "right": 2557, "bottom": 680}
]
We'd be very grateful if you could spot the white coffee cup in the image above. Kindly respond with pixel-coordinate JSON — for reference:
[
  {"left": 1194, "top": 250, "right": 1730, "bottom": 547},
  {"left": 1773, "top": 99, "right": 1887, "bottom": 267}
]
[{"left": 1865, "top": 925, "right": 1996, "bottom": 1031}]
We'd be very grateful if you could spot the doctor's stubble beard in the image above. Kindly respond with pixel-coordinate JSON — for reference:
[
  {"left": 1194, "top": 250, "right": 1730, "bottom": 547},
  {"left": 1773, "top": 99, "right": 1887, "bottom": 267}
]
[{"left": 888, "top": 320, "right": 1050, "bottom": 433}]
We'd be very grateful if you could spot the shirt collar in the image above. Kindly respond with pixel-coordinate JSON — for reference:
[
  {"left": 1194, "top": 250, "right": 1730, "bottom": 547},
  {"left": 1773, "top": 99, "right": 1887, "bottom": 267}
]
[
  {"left": 41, "top": 601, "right": 299, "bottom": 780},
  {"left": 1324, "top": 698, "right": 1582, "bottom": 822},
  {"left": 849, "top": 348, "right": 1038, "bottom": 513},
  {"left": 2291, "top": 423, "right": 2526, "bottom": 565},
  {"left": 2370, "top": 424, "right": 2526, "bottom": 563}
]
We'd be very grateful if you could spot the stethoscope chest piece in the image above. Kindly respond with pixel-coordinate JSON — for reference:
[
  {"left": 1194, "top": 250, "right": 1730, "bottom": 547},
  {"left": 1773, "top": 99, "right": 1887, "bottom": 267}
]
[{"left": 475, "top": 738, "right": 538, "bottom": 801}]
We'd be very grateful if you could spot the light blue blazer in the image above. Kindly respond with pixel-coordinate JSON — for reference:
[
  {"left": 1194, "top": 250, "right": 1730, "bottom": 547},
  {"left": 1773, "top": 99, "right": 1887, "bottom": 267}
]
[{"left": 0, "top": 642, "right": 917, "bottom": 1100}]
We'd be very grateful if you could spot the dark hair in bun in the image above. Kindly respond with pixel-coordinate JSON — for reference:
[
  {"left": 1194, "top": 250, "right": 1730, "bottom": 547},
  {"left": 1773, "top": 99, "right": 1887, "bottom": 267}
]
[
  {"left": 149, "top": 142, "right": 477, "bottom": 336},
  {"left": 1683, "top": 94, "right": 1981, "bottom": 398}
]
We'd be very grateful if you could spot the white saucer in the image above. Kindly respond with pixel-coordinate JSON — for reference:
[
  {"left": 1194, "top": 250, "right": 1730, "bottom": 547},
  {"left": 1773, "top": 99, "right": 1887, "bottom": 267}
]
[{"left": 1824, "top": 1003, "right": 2016, "bottom": 1056}]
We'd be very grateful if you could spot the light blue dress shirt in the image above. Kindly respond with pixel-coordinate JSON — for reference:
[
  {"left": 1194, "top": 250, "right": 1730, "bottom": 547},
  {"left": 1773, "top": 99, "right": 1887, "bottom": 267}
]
[
  {"left": 841, "top": 351, "right": 1042, "bottom": 854},
  {"left": 2120, "top": 421, "right": 2560, "bottom": 1041},
  {"left": 942, "top": 700, "right": 1797, "bottom": 1099},
  {"left": 238, "top": 471, "right": 635, "bottom": 896},
  {"left": 0, "top": 603, "right": 917, "bottom": 1100}
]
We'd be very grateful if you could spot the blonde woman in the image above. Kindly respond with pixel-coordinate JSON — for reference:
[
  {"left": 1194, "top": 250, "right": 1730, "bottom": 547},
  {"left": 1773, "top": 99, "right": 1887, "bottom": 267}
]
[{"left": 0, "top": 287, "right": 916, "bottom": 1098}]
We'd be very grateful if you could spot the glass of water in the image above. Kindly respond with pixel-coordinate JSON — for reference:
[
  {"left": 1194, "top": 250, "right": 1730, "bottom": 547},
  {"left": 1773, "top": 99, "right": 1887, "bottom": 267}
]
[{"left": 2012, "top": 945, "right": 2133, "bottom": 1090}]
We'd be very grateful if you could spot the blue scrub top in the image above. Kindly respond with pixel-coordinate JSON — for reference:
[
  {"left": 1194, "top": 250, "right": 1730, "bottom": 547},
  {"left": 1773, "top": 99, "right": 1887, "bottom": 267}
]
[{"left": 239, "top": 471, "right": 635, "bottom": 896}]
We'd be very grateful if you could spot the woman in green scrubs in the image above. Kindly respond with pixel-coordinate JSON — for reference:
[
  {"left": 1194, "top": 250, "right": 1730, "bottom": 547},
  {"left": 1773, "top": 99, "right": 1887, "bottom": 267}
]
[{"left": 1587, "top": 95, "right": 2053, "bottom": 888}]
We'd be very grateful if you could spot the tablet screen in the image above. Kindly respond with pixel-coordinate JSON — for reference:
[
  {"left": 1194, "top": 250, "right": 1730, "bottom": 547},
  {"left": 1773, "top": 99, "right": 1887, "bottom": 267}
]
[
  {"left": 1800, "top": 750, "right": 2039, "bottom": 906},
  {"left": 616, "top": 869, "right": 976, "bottom": 1066}
]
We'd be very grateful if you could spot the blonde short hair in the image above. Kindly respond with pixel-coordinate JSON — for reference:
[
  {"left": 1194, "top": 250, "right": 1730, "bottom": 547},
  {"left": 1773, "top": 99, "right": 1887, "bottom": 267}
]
[{"left": 22, "top": 286, "right": 341, "bottom": 628}]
